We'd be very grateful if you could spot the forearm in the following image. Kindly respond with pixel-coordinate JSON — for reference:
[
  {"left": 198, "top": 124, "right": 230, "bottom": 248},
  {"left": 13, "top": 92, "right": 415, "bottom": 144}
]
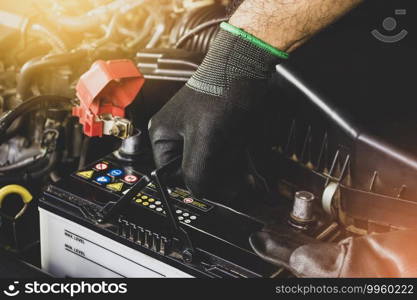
[{"left": 229, "top": 0, "right": 363, "bottom": 53}]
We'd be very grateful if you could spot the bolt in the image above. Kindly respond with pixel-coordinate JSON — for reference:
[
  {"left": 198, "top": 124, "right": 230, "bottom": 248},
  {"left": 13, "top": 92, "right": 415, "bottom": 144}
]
[{"left": 182, "top": 249, "right": 193, "bottom": 263}]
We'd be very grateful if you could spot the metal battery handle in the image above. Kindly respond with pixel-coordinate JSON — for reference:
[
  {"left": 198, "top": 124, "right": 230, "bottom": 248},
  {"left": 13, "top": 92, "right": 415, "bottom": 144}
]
[
  {"left": 98, "top": 175, "right": 151, "bottom": 223},
  {"left": 151, "top": 156, "right": 195, "bottom": 263}
]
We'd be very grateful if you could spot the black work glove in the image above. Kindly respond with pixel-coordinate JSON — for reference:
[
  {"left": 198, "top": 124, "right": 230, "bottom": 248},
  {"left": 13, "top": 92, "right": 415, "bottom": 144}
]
[
  {"left": 149, "top": 24, "right": 286, "bottom": 202},
  {"left": 249, "top": 225, "right": 318, "bottom": 274},
  {"left": 251, "top": 225, "right": 417, "bottom": 277}
]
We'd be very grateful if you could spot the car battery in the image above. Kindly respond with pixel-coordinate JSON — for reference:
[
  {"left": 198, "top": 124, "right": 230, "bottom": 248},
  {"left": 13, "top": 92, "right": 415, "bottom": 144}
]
[{"left": 39, "top": 154, "right": 279, "bottom": 278}]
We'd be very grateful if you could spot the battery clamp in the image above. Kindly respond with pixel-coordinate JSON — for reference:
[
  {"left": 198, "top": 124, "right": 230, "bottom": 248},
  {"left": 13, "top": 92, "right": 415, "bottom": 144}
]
[{"left": 72, "top": 59, "right": 145, "bottom": 139}]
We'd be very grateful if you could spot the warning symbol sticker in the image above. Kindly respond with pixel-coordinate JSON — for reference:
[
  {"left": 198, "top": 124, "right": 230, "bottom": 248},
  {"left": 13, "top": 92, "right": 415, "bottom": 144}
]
[
  {"left": 123, "top": 174, "right": 139, "bottom": 184},
  {"left": 183, "top": 197, "right": 194, "bottom": 204},
  {"left": 106, "top": 182, "right": 124, "bottom": 192},
  {"left": 77, "top": 170, "right": 94, "bottom": 179},
  {"left": 94, "top": 162, "right": 108, "bottom": 171}
]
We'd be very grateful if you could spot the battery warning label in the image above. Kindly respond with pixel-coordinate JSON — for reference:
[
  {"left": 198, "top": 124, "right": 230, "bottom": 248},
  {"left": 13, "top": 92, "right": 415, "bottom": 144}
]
[
  {"left": 94, "top": 162, "right": 108, "bottom": 171},
  {"left": 72, "top": 160, "right": 143, "bottom": 195},
  {"left": 76, "top": 170, "right": 94, "bottom": 179},
  {"left": 106, "top": 182, "right": 124, "bottom": 192},
  {"left": 123, "top": 174, "right": 138, "bottom": 183}
]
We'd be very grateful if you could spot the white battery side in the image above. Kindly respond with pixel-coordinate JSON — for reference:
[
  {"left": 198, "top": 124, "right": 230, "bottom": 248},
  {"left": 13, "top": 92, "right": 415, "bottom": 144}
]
[{"left": 39, "top": 207, "right": 193, "bottom": 278}]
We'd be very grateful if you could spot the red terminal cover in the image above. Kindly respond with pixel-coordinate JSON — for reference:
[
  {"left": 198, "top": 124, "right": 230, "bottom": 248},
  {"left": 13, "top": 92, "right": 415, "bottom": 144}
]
[{"left": 73, "top": 59, "right": 145, "bottom": 137}]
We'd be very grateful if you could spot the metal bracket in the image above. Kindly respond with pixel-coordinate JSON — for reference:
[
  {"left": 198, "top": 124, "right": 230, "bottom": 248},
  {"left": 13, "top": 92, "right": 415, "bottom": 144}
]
[
  {"left": 98, "top": 175, "right": 150, "bottom": 223},
  {"left": 151, "top": 156, "right": 195, "bottom": 263},
  {"left": 322, "top": 182, "right": 339, "bottom": 217}
]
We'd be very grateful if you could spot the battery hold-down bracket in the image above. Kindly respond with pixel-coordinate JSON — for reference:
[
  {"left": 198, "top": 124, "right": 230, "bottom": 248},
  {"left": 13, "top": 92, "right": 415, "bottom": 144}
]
[{"left": 73, "top": 59, "right": 145, "bottom": 138}]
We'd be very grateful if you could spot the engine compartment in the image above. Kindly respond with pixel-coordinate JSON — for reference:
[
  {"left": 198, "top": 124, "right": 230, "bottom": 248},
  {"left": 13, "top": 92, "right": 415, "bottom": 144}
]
[{"left": 0, "top": 0, "right": 416, "bottom": 277}]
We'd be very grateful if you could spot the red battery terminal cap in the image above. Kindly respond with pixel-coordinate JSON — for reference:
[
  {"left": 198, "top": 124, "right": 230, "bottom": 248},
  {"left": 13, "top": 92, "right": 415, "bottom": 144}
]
[{"left": 73, "top": 59, "right": 145, "bottom": 137}]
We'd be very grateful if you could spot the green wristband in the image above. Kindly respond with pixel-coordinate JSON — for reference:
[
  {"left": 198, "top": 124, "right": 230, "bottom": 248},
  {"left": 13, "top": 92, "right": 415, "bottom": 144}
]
[{"left": 220, "top": 22, "right": 289, "bottom": 60}]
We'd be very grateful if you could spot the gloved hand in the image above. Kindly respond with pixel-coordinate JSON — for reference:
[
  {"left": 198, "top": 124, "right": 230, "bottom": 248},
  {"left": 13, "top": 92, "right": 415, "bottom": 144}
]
[
  {"left": 249, "top": 225, "right": 318, "bottom": 273},
  {"left": 149, "top": 22, "right": 288, "bottom": 201},
  {"left": 250, "top": 225, "right": 417, "bottom": 277}
]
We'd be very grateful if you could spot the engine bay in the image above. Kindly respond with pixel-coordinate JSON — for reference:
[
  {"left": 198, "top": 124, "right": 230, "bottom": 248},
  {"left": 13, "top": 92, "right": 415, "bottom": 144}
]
[{"left": 0, "top": 0, "right": 417, "bottom": 278}]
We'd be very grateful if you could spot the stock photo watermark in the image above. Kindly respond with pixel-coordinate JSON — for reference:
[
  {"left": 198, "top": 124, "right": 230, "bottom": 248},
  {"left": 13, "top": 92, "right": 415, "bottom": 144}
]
[
  {"left": 2, "top": 281, "right": 128, "bottom": 297},
  {"left": 371, "top": 9, "right": 408, "bottom": 43}
]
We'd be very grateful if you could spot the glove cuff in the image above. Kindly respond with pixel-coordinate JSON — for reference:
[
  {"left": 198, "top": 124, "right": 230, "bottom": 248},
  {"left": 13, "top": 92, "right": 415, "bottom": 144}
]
[
  {"left": 187, "top": 23, "right": 288, "bottom": 97},
  {"left": 220, "top": 22, "right": 289, "bottom": 59}
]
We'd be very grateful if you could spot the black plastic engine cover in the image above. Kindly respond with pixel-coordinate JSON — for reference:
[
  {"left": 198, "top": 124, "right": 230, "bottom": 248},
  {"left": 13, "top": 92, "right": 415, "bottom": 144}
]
[{"left": 260, "top": 4, "right": 417, "bottom": 232}]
